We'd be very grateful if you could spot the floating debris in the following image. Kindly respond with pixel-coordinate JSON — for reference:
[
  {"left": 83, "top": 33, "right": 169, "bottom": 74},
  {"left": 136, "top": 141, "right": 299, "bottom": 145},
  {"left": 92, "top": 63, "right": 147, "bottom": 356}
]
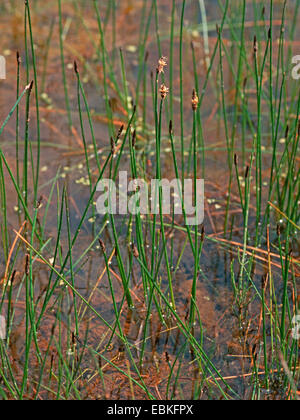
[
  {"left": 126, "top": 45, "right": 137, "bottom": 53},
  {"left": 66, "top": 348, "right": 74, "bottom": 357},
  {"left": 75, "top": 177, "right": 90, "bottom": 186},
  {"left": 41, "top": 93, "right": 52, "bottom": 106}
]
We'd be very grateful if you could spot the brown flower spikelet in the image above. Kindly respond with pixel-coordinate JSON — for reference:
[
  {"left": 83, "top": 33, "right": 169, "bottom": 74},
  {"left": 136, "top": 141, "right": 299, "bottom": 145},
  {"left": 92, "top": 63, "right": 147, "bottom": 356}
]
[
  {"left": 157, "top": 56, "right": 167, "bottom": 74},
  {"left": 160, "top": 84, "right": 169, "bottom": 100},
  {"left": 192, "top": 89, "right": 199, "bottom": 111}
]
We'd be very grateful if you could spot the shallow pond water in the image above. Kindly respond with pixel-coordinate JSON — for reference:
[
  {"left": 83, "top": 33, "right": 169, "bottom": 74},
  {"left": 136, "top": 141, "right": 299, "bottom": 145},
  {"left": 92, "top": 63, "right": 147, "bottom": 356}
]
[{"left": 0, "top": 0, "right": 299, "bottom": 400}]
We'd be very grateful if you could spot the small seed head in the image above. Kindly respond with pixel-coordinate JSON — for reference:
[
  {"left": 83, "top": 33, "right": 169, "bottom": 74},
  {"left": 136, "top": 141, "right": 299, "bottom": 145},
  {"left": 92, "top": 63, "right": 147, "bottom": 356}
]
[
  {"left": 157, "top": 56, "right": 167, "bottom": 74},
  {"left": 99, "top": 239, "right": 106, "bottom": 253},
  {"left": 160, "top": 84, "right": 169, "bottom": 100},
  {"left": 253, "top": 36, "right": 258, "bottom": 55},
  {"left": 116, "top": 125, "right": 124, "bottom": 142},
  {"left": 25, "top": 254, "right": 30, "bottom": 276},
  {"left": 192, "top": 89, "right": 199, "bottom": 111},
  {"left": 74, "top": 60, "right": 79, "bottom": 74},
  {"left": 132, "top": 129, "right": 137, "bottom": 148},
  {"left": 132, "top": 244, "right": 139, "bottom": 258},
  {"left": 110, "top": 137, "right": 115, "bottom": 156}
]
